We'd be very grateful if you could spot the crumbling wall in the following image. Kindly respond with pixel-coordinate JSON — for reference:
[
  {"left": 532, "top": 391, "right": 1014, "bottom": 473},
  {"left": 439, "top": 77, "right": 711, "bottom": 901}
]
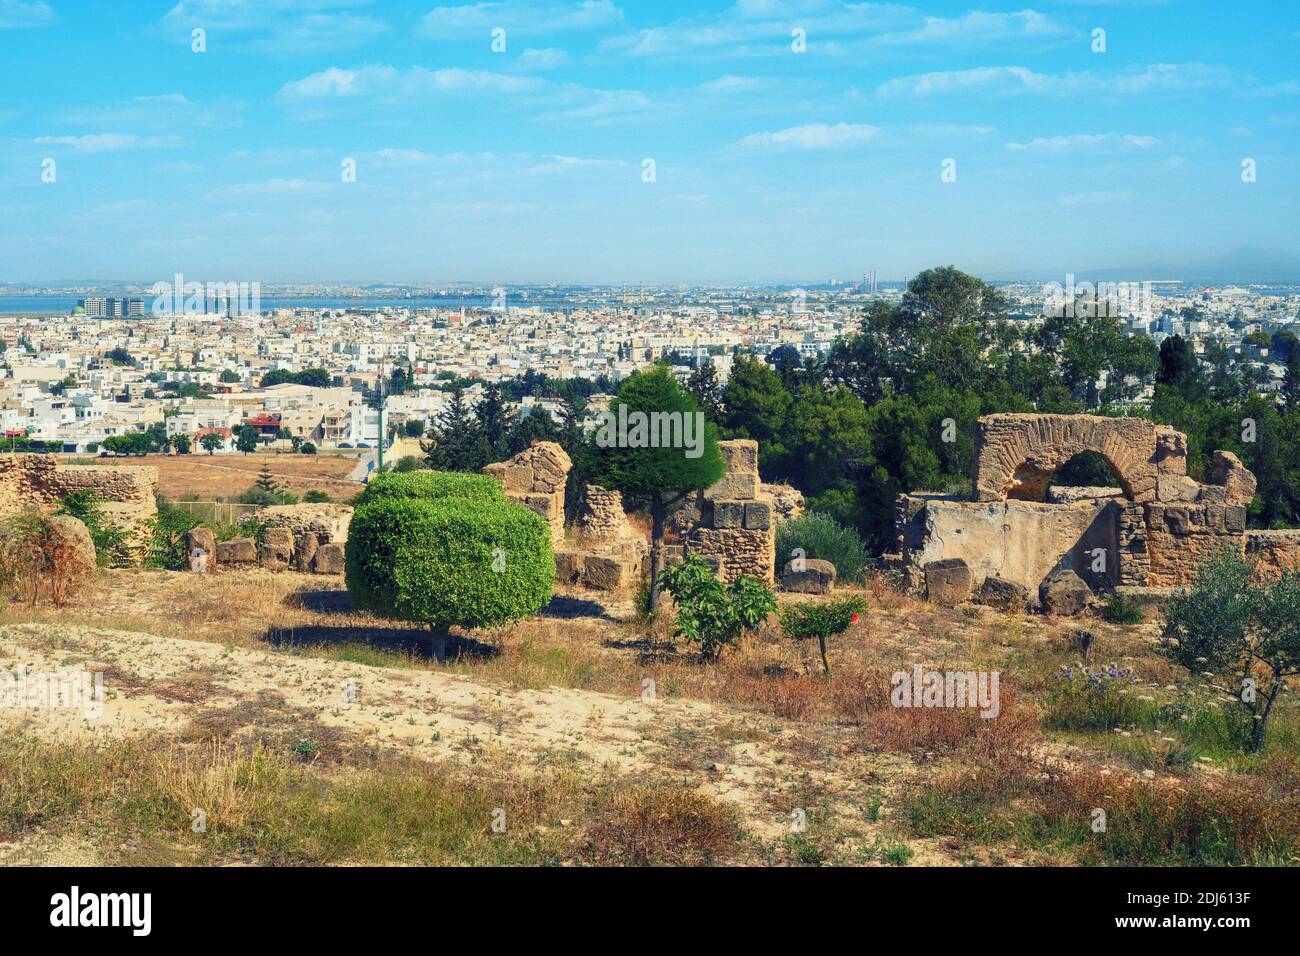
[
  {"left": 554, "top": 484, "right": 649, "bottom": 591},
  {"left": 0, "top": 454, "right": 158, "bottom": 551},
  {"left": 894, "top": 415, "right": 1282, "bottom": 601},
  {"left": 685, "top": 439, "right": 776, "bottom": 584},
  {"left": 1245, "top": 530, "right": 1300, "bottom": 580},
  {"left": 482, "top": 441, "right": 570, "bottom": 538}
]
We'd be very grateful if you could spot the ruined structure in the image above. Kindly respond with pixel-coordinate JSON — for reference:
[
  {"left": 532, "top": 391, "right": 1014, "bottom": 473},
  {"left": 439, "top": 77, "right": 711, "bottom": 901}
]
[
  {"left": 482, "top": 441, "right": 570, "bottom": 538},
  {"left": 555, "top": 484, "right": 649, "bottom": 591},
  {"left": 0, "top": 455, "right": 158, "bottom": 551},
  {"left": 683, "top": 440, "right": 777, "bottom": 584},
  {"left": 892, "top": 414, "right": 1300, "bottom": 604}
]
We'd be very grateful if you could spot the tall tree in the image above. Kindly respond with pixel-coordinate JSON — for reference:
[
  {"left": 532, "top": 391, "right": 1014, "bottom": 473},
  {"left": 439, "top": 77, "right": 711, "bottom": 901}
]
[
  {"left": 685, "top": 359, "right": 723, "bottom": 421},
  {"left": 421, "top": 387, "right": 489, "bottom": 472},
  {"left": 585, "top": 365, "right": 725, "bottom": 609}
]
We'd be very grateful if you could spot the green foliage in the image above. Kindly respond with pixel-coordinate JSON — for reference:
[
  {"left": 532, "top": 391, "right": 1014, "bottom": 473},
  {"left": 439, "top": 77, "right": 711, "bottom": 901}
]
[
  {"left": 344, "top": 497, "right": 553, "bottom": 633},
  {"left": 779, "top": 595, "right": 867, "bottom": 674},
  {"left": 144, "top": 502, "right": 202, "bottom": 570},
  {"left": 1102, "top": 593, "right": 1144, "bottom": 625},
  {"left": 261, "top": 367, "right": 331, "bottom": 388},
  {"left": 299, "top": 441, "right": 316, "bottom": 455},
  {"left": 55, "top": 491, "right": 130, "bottom": 567},
  {"left": 303, "top": 490, "right": 331, "bottom": 504},
  {"left": 235, "top": 426, "right": 259, "bottom": 455},
  {"left": 585, "top": 364, "right": 725, "bottom": 503},
  {"left": 199, "top": 432, "right": 224, "bottom": 454},
  {"left": 774, "top": 511, "right": 872, "bottom": 583},
  {"left": 1162, "top": 549, "right": 1300, "bottom": 750},
  {"left": 355, "top": 470, "right": 505, "bottom": 508},
  {"left": 658, "top": 554, "right": 776, "bottom": 660}
]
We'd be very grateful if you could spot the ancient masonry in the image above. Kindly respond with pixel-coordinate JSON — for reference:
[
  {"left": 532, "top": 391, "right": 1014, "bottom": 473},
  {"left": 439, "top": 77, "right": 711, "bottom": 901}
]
[
  {"left": 482, "top": 441, "right": 570, "bottom": 538},
  {"left": 683, "top": 439, "right": 778, "bottom": 584},
  {"left": 0, "top": 455, "right": 158, "bottom": 552},
  {"left": 892, "top": 413, "right": 1300, "bottom": 604},
  {"left": 186, "top": 503, "right": 352, "bottom": 575},
  {"left": 489, "top": 439, "right": 782, "bottom": 589}
]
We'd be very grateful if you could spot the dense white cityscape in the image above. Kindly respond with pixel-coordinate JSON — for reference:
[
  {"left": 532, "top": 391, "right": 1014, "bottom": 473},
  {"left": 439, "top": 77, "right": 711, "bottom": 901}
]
[{"left": 0, "top": 278, "right": 1296, "bottom": 457}]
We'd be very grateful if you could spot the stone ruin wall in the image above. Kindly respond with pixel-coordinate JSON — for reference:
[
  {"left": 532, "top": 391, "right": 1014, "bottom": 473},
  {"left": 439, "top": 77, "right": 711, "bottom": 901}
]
[
  {"left": 482, "top": 441, "right": 570, "bottom": 539},
  {"left": 0, "top": 455, "right": 158, "bottom": 552},
  {"left": 896, "top": 414, "right": 1282, "bottom": 596},
  {"left": 684, "top": 439, "right": 777, "bottom": 584}
]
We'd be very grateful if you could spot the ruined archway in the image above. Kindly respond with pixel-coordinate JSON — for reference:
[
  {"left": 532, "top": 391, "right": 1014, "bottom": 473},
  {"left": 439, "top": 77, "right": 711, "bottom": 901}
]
[{"left": 974, "top": 414, "right": 1164, "bottom": 503}]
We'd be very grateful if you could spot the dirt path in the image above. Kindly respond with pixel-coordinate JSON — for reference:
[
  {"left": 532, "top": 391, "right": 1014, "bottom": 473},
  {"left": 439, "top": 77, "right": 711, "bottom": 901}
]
[{"left": 0, "top": 621, "right": 954, "bottom": 864}]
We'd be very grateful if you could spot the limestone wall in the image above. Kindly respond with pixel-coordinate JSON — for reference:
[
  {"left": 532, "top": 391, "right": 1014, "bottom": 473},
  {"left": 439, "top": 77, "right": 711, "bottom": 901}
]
[
  {"left": 894, "top": 495, "right": 1119, "bottom": 594},
  {"left": 685, "top": 439, "right": 776, "bottom": 584},
  {"left": 482, "top": 441, "right": 571, "bottom": 538},
  {"left": 0, "top": 455, "right": 158, "bottom": 549},
  {"left": 1244, "top": 530, "right": 1300, "bottom": 580}
]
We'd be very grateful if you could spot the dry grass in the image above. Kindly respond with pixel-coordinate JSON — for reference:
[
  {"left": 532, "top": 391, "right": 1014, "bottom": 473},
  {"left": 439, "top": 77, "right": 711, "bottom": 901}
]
[{"left": 91, "top": 452, "right": 362, "bottom": 501}]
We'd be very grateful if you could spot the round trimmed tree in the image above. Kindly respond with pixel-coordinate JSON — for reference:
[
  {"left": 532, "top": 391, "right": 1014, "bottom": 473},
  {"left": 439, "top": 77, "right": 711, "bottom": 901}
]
[{"left": 345, "top": 471, "right": 553, "bottom": 657}]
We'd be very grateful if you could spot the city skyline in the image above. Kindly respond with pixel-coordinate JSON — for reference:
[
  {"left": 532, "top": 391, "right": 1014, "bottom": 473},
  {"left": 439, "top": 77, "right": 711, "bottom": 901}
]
[{"left": 1, "top": 0, "right": 1298, "bottom": 284}]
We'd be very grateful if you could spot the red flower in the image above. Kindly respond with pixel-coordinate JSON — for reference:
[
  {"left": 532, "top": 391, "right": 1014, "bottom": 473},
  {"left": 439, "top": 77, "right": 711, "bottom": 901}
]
[{"left": 850, "top": 613, "right": 860, "bottom": 623}]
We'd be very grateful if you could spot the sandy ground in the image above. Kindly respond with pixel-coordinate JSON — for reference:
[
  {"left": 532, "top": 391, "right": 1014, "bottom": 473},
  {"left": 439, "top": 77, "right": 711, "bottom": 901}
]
[{"left": 0, "top": 619, "right": 957, "bottom": 865}]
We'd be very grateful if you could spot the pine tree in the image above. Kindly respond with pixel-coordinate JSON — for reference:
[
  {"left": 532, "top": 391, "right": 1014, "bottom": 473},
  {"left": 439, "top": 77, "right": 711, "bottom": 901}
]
[
  {"left": 473, "top": 382, "right": 517, "bottom": 461},
  {"left": 421, "top": 387, "right": 489, "bottom": 472},
  {"left": 685, "top": 359, "right": 722, "bottom": 421}
]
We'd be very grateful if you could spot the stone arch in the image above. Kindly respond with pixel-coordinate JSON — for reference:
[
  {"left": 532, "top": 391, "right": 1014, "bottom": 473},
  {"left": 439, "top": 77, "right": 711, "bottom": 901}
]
[{"left": 973, "top": 414, "right": 1160, "bottom": 503}]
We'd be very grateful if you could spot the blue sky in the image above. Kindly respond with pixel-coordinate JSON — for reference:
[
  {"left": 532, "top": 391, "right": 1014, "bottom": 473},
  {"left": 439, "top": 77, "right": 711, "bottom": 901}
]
[{"left": 1, "top": 0, "right": 1297, "bottom": 284}]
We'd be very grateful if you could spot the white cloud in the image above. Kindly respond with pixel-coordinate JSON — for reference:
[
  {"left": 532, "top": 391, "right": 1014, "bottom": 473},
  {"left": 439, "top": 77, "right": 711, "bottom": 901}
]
[
  {"left": 0, "top": 0, "right": 54, "bottom": 29},
  {"left": 736, "top": 122, "right": 879, "bottom": 149},
  {"left": 417, "top": 0, "right": 622, "bottom": 37},
  {"left": 160, "top": 2, "right": 387, "bottom": 53},
  {"left": 877, "top": 62, "right": 1232, "bottom": 98},
  {"left": 1006, "top": 133, "right": 1160, "bottom": 151},
  {"left": 34, "top": 133, "right": 182, "bottom": 153},
  {"left": 697, "top": 74, "right": 765, "bottom": 95},
  {"left": 278, "top": 65, "right": 541, "bottom": 102},
  {"left": 516, "top": 47, "right": 570, "bottom": 71}
]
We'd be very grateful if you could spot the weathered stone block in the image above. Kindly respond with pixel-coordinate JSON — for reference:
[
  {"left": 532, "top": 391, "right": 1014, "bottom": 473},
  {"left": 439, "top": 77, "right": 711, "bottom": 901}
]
[
  {"left": 311, "top": 542, "right": 345, "bottom": 575},
  {"left": 554, "top": 550, "right": 584, "bottom": 585},
  {"left": 743, "top": 500, "right": 772, "bottom": 530},
  {"left": 186, "top": 526, "right": 217, "bottom": 572},
  {"left": 707, "top": 499, "right": 745, "bottom": 529},
  {"left": 583, "top": 554, "right": 633, "bottom": 591},
  {"left": 1226, "top": 505, "right": 1246, "bottom": 533},
  {"left": 1157, "top": 475, "right": 1201, "bottom": 503},
  {"left": 294, "top": 532, "right": 319, "bottom": 572},
  {"left": 976, "top": 575, "right": 1029, "bottom": 612},
  {"left": 1207, "top": 450, "right": 1256, "bottom": 506},
  {"left": 781, "top": 558, "right": 835, "bottom": 594},
  {"left": 1039, "top": 569, "right": 1093, "bottom": 616},
  {"left": 703, "top": 471, "right": 759, "bottom": 501},
  {"left": 924, "top": 558, "right": 972, "bottom": 606},
  {"left": 719, "top": 439, "right": 759, "bottom": 476},
  {"left": 216, "top": 538, "right": 257, "bottom": 564},
  {"left": 260, "top": 527, "right": 294, "bottom": 570}
]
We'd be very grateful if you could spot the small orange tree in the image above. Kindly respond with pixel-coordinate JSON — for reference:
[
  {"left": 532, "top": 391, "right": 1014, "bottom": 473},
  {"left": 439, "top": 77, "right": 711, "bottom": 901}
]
[{"left": 779, "top": 596, "right": 867, "bottom": 675}]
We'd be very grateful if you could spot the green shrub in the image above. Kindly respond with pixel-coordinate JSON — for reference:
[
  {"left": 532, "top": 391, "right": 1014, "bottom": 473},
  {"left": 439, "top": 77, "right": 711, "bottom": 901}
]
[
  {"left": 145, "top": 502, "right": 202, "bottom": 570},
  {"left": 345, "top": 497, "right": 553, "bottom": 635},
  {"left": 658, "top": 554, "right": 775, "bottom": 660},
  {"left": 1103, "top": 593, "right": 1144, "bottom": 625},
  {"left": 1162, "top": 549, "right": 1300, "bottom": 751},
  {"left": 303, "top": 490, "right": 331, "bottom": 503},
  {"left": 354, "top": 470, "right": 505, "bottom": 508},
  {"left": 55, "top": 490, "right": 131, "bottom": 567},
  {"left": 774, "top": 511, "right": 871, "bottom": 583},
  {"left": 779, "top": 595, "right": 867, "bottom": 674}
]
